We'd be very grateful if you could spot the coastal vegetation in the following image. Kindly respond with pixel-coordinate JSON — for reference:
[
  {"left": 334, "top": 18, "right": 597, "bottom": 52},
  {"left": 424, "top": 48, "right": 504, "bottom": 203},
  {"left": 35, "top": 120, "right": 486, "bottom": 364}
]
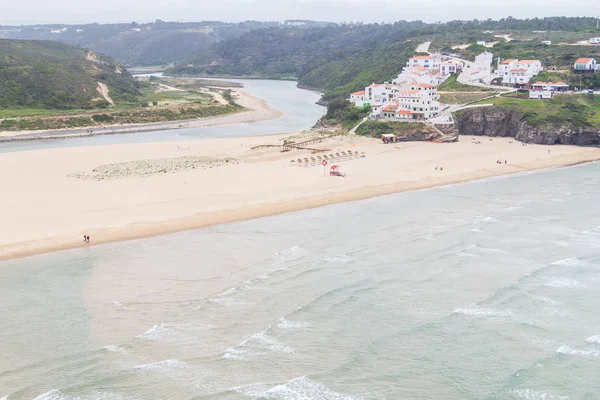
[
  {"left": 355, "top": 120, "right": 433, "bottom": 138},
  {"left": 468, "top": 94, "right": 600, "bottom": 128},
  {"left": 0, "top": 39, "right": 139, "bottom": 109},
  {"left": 460, "top": 41, "right": 600, "bottom": 69},
  {"left": 320, "top": 101, "right": 371, "bottom": 131}
]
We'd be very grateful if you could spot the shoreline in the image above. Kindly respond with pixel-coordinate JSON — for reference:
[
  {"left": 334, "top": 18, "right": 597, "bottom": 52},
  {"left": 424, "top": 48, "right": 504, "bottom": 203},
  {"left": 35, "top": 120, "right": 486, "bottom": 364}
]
[
  {"left": 1, "top": 136, "right": 599, "bottom": 262},
  {"left": 0, "top": 89, "right": 283, "bottom": 142}
]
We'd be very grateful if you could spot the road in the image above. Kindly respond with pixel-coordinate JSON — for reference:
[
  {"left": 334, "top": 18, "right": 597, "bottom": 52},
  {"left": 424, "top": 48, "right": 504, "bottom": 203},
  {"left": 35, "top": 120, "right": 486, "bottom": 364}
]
[{"left": 416, "top": 41, "right": 431, "bottom": 53}]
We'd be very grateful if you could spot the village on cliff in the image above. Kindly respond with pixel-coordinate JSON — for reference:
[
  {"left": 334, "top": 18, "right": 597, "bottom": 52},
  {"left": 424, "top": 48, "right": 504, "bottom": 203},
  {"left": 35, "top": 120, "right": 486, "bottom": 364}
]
[{"left": 349, "top": 47, "right": 600, "bottom": 123}]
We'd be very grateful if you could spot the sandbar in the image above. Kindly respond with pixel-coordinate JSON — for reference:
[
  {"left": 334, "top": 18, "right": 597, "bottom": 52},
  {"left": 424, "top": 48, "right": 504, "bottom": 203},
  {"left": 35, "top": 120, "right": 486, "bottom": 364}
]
[{"left": 1, "top": 134, "right": 599, "bottom": 261}]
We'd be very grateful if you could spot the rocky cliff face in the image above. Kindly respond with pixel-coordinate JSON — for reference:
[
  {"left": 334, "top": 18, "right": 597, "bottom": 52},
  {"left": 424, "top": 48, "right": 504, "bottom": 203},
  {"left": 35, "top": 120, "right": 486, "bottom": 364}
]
[{"left": 455, "top": 107, "right": 600, "bottom": 146}]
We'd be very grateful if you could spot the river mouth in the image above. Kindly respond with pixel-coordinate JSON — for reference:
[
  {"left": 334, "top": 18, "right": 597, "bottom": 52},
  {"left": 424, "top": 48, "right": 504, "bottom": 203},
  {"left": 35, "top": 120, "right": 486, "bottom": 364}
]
[{"left": 0, "top": 79, "right": 325, "bottom": 154}]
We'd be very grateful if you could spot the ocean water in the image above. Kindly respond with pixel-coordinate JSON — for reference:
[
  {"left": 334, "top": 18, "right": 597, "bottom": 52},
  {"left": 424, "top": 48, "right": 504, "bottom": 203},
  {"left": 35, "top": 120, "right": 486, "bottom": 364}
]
[
  {"left": 1, "top": 163, "right": 600, "bottom": 399},
  {"left": 0, "top": 79, "right": 325, "bottom": 154}
]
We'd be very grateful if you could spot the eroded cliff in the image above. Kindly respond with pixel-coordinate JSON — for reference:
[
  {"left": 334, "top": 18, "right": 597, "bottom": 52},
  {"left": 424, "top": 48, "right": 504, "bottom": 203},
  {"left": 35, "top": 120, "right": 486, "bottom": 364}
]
[{"left": 455, "top": 107, "right": 600, "bottom": 146}]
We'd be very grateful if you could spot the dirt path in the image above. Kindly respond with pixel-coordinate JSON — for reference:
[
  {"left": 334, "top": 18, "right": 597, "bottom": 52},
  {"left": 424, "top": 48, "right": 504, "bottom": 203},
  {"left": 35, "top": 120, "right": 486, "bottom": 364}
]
[{"left": 96, "top": 82, "right": 114, "bottom": 105}]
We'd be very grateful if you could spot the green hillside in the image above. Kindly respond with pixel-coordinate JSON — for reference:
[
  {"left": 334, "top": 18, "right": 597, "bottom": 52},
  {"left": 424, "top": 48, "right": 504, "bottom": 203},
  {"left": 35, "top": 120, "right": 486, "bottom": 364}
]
[
  {"left": 0, "top": 21, "right": 331, "bottom": 67},
  {"left": 0, "top": 39, "right": 139, "bottom": 109},
  {"left": 168, "top": 23, "right": 426, "bottom": 79}
]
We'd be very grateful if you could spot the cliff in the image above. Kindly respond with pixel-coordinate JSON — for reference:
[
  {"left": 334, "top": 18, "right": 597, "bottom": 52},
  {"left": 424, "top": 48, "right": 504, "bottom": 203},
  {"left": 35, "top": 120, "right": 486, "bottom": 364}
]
[
  {"left": 455, "top": 106, "right": 600, "bottom": 146},
  {"left": 355, "top": 120, "right": 440, "bottom": 141}
]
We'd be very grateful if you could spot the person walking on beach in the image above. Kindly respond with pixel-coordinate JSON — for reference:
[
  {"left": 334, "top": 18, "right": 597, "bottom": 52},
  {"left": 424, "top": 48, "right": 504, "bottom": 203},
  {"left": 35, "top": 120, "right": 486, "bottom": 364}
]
[
  {"left": 83, "top": 234, "right": 87, "bottom": 242},
  {"left": 86, "top": 235, "right": 90, "bottom": 243}
]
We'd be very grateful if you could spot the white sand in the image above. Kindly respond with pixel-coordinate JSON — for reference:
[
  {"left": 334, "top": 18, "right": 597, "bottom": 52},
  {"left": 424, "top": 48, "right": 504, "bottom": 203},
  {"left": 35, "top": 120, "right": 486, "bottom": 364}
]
[
  {"left": 1, "top": 134, "right": 599, "bottom": 260},
  {"left": 0, "top": 89, "right": 282, "bottom": 139}
]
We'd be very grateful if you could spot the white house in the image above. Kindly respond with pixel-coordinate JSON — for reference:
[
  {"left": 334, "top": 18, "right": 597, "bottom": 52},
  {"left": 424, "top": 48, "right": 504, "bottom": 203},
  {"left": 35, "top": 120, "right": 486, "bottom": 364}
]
[
  {"left": 590, "top": 37, "right": 600, "bottom": 44},
  {"left": 514, "top": 60, "right": 542, "bottom": 75},
  {"left": 499, "top": 59, "right": 543, "bottom": 85},
  {"left": 350, "top": 83, "right": 390, "bottom": 107},
  {"left": 407, "top": 55, "right": 441, "bottom": 71},
  {"left": 529, "top": 91, "right": 553, "bottom": 100},
  {"left": 498, "top": 59, "right": 518, "bottom": 76},
  {"left": 542, "top": 40, "right": 552, "bottom": 45},
  {"left": 573, "top": 58, "right": 597, "bottom": 72},
  {"left": 476, "top": 41, "right": 486, "bottom": 46},
  {"left": 475, "top": 51, "right": 494, "bottom": 67},
  {"left": 349, "top": 90, "right": 366, "bottom": 106},
  {"left": 440, "top": 60, "right": 463, "bottom": 76}
]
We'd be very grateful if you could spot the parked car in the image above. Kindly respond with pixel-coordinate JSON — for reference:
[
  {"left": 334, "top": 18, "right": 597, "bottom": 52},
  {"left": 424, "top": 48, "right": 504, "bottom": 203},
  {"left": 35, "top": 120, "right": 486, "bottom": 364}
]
[{"left": 587, "top": 89, "right": 594, "bottom": 94}]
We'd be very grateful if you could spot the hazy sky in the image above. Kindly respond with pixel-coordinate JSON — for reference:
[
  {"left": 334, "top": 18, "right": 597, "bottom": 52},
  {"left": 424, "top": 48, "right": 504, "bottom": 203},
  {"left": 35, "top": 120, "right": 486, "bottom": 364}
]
[{"left": 2, "top": 0, "right": 598, "bottom": 25}]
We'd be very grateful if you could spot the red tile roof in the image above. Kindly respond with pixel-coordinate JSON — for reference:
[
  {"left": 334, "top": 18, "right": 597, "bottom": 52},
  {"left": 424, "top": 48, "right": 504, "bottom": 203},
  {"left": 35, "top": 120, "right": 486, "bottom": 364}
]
[
  {"left": 500, "top": 59, "right": 517, "bottom": 64},
  {"left": 383, "top": 103, "right": 399, "bottom": 112},
  {"left": 397, "top": 110, "right": 412, "bottom": 115},
  {"left": 417, "top": 83, "right": 435, "bottom": 89},
  {"left": 575, "top": 57, "right": 594, "bottom": 64},
  {"left": 509, "top": 69, "right": 528, "bottom": 73},
  {"left": 351, "top": 90, "right": 365, "bottom": 95},
  {"left": 518, "top": 60, "right": 540, "bottom": 65}
]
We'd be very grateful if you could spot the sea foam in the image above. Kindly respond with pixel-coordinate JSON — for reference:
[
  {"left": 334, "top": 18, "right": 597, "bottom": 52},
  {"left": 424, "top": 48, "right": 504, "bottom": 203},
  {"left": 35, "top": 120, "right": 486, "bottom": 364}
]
[
  {"left": 134, "top": 359, "right": 189, "bottom": 373},
  {"left": 544, "top": 277, "right": 585, "bottom": 289},
  {"left": 277, "top": 317, "right": 309, "bottom": 329},
  {"left": 510, "top": 388, "right": 569, "bottom": 400},
  {"left": 586, "top": 335, "right": 600, "bottom": 344},
  {"left": 103, "top": 345, "right": 126, "bottom": 354},
  {"left": 33, "top": 390, "right": 136, "bottom": 400},
  {"left": 233, "top": 376, "right": 359, "bottom": 399},
  {"left": 556, "top": 345, "right": 600, "bottom": 357},
  {"left": 224, "top": 331, "right": 293, "bottom": 360},
  {"left": 453, "top": 304, "right": 513, "bottom": 318}
]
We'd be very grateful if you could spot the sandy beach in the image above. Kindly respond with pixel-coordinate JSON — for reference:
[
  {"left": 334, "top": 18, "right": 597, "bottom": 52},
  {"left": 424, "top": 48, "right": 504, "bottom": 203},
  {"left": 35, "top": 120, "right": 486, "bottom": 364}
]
[
  {"left": 1, "top": 132, "right": 600, "bottom": 261},
  {"left": 0, "top": 89, "right": 283, "bottom": 140}
]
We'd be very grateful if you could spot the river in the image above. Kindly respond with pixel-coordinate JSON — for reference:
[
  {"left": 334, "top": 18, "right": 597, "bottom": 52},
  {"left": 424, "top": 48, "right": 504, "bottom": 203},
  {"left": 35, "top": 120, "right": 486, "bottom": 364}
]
[{"left": 0, "top": 79, "right": 325, "bottom": 154}]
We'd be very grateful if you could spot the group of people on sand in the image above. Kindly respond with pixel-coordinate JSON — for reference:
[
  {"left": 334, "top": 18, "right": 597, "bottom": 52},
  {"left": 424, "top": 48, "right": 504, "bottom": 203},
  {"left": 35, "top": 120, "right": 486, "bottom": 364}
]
[
  {"left": 496, "top": 160, "right": 507, "bottom": 164},
  {"left": 83, "top": 235, "right": 90, "bottom": 243},
  {"left": 434, "top": 165, "right": 444, "bottom": 171}
]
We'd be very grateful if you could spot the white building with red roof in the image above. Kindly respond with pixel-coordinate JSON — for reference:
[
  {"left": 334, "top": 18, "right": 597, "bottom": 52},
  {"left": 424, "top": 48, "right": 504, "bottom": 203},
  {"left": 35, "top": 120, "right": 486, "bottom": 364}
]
[
  {"left": 573, "top": 58, "right": 598, "bottom": 72},
  {"left": 498, "top": 59, "right": 543, "bottom": 85}
]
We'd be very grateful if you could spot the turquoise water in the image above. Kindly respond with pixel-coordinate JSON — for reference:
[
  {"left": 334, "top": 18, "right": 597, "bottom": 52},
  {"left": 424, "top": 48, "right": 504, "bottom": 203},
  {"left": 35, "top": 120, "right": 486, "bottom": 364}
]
[
  {"left": 1, "top": 163, "right": 600, "bottom": 399},
  {"left": 0, "top": 79, "right": 324, "bottom": 154}
]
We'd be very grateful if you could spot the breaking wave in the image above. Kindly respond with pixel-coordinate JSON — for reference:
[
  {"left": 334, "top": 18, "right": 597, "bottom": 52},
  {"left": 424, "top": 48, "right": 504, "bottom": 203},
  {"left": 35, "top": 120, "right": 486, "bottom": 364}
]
[
  {"left": 277, "top": 317, "right": 309, "bottom": 329},
  {"left": 453, "top": 304, "right": 513, "bottom": 318},
  {"left": 586, "top": 335, "right": 600, "bottom": 344},
  {"left": 33, "top": 390, "right": 136, "bottom": 400},
  {"left": 232, "top": 376, "right": 359, "bottom": 399},
  {"left": 223, "top": 331, "right": 293, "bottom": 360},
  {"left": 134, "top": 359, "right": 189, "bottom": 373},
  {"left": 556, "top": 345, "right": 600, "bottom": 357},
  {"left": 510, "top": 388, "right": 569, "bottom": 400},
  {"left": 544, "top": 277, "right": 585, "bottom": 289}
]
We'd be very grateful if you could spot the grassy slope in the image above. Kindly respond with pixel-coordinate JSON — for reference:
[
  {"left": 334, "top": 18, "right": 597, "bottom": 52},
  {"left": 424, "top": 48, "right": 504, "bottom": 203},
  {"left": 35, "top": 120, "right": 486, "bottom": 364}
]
[
  {"left": 438, "top": 74, "right": 494, "bottom": 92},
  {"left": 0, "top": 39, "right": 139, "bottom": 110},
  {"left": 355, "top": 120, "right": 430, "bottom": 137},
  {"left": 473, "top": 95, "right": 600, "bottom": 127}
]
